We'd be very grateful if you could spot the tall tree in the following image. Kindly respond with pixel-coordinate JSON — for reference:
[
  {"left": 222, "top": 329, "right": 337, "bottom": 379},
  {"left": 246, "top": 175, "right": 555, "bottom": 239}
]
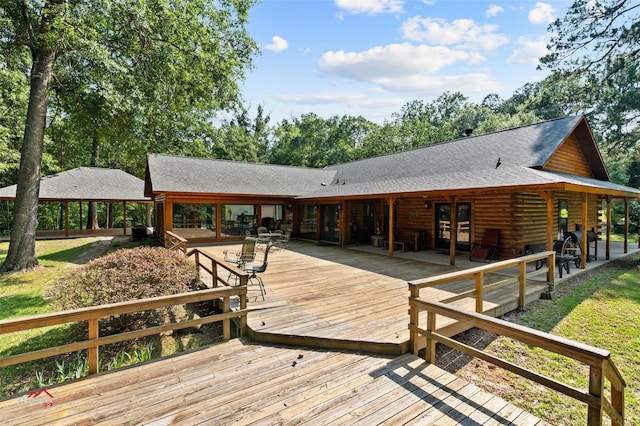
[
  {"left": 540, "top": 0, "right": 640, "bottom": 157},
  {"left": 0, "top": 0, "right": 258, "bottom": 273}
]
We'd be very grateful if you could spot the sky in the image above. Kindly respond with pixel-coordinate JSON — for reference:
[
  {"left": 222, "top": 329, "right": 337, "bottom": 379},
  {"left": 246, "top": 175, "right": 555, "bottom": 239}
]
[{"left": 240, "top": 0, "right": 571, "bottom": 124}]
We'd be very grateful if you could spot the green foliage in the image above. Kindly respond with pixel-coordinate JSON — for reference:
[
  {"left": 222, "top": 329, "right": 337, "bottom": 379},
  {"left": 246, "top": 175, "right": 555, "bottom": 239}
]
[
  {"left": 46, "top": 246, "right": 199, "bottom": 333},
  {"left": 34, "top": 343, "right": 155, "bottom": 388},
  {"left": 541, "top": 0, "right": 640, "bottom": 157}
]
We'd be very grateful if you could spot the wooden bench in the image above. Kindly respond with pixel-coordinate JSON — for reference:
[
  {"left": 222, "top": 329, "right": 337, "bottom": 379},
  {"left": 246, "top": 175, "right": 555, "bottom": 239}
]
[
  {"left": 384, "top": 239, "right": 406, "bottom": 252},
  {"left": 393, "top": 229, "right": 427, "bottom": 251}
]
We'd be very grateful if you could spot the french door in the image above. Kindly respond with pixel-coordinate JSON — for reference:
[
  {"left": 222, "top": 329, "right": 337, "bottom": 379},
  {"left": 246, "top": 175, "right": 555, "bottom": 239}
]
[
  {"left": 320, "top": 204, "right": 341, "bottom": 243},
  {"left": 435, "top": 202, "right": 471, "bottom": 251}
]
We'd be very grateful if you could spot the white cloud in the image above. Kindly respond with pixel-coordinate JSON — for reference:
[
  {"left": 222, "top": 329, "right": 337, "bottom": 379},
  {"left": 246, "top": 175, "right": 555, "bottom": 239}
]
[
  {"left": 277, "top": 92, "right": 367, "bottom": 105},
  {"left": 264, "top": 36, "right": 288, "bottom": 52},
  {"left": 335, "top": 0, "right": 403, "bottom": 15},
  {"left": 317, "top": 43, "right": 501, "bottom": 96},
  {"left": 276, "top": 91, "right": 405, "bottom": 110},
  {"left": 528, "top": 2, "right": 556, "bottom": 24},
  {"left": 485, "top": 5, "right": 504, "bottom": 17},
  {"left": 401, "top": 16, "right": 509, "bottom": 50},
  {"left": 375, "top": 73, "right": 503, "bottom": 95},
  {"left": 319, "top": 43, "right": 477, "bottom": 80},
  {"left": 507, "top": 37, "right": 549, "bottom": 65}
]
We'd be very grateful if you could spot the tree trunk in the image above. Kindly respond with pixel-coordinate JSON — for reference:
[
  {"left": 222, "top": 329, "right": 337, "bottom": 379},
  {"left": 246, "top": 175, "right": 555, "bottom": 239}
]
[
  {"left": 0, "top": 48, "right": 56, "bottom": 273},
  {"left": 87, "top": 202, "right": 99, "bottom": 230}
]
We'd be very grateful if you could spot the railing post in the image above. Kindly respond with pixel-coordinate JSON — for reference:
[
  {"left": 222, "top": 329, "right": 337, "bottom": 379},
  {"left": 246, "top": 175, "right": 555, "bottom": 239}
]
[
  {"left": 518, "top": 260, "right": 526, "bottom": 308},
  {"left": 88, "top": 318, "right": 99, "bottom": 375},
  {"left": 409, "top": 285, "right": 420, "bottom": 355},
  {"left": 587, "top": 363, "right": 604, "bottom": 426},
  {"left": 222, "top": 295, "right": 231, "bottom": 340},
  {"left": 238, "top": 275, "right": 248, "bottom": 336},
  {"left": 212, "top": 258, "right": 218, "bottom": 288},
  {"left": 611, "top": 382, "right": 624, "bottom": 426},
  {"left": 426, "top": 311, "right": 436, "bottom": 364},
  {"left": 475, "top": 271, "right": 484, "bottom": 313},
  {"left": 548, "top": 252, "right": 555, "bottom": 284}
]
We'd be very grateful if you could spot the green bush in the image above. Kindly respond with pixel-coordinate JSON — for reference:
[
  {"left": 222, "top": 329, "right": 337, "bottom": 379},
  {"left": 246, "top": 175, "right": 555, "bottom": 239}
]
[{"left": 47, "top": 247, "right": 199, "bottom": 333}]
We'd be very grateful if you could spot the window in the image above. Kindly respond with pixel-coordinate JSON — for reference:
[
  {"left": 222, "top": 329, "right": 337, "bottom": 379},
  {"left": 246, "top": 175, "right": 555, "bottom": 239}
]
[
  {"left": 558, "top": 199, "right": 569, "bottom": 235},
  {"left": 299, "top": 204, "right": 317, "bottom": 235}
]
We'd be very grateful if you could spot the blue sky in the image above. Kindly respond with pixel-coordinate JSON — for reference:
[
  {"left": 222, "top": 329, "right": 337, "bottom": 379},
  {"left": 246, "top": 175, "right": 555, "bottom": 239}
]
[{"left": 240, "top": 0, "right": 570, "bottom": 124}]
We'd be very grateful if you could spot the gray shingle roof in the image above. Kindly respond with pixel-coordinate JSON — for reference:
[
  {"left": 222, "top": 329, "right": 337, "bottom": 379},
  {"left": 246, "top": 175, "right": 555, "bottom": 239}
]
[
  {"left": 297, "top": 116, "right": 638, "bottom": 198},
  {"left": 0, "top": 167, "right": 150, "bottom": 201},
  {"left": 146, "top": 154, "right": 336, "bottom": 197},
  {"left": 144, "top": 116, "right": 639, "bottom": 200}
]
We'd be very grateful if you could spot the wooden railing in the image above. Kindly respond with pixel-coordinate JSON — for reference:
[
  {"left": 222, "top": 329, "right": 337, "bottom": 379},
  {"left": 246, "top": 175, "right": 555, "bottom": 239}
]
[
  {"left": 0, "top": 287, "right": 248, "bottom": 375},
  {"left": 408, "top": 252, "right": 626, "bottom": 426},
  {"left": 409, "top": 251, "right": 555, "bottom": 316},
  {"left": 165, "top": 230, "right": 188, "bottom": 253}
]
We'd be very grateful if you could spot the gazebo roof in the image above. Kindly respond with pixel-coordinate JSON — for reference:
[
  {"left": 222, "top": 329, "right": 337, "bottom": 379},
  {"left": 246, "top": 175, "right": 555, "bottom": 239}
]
[{"left": 0, "top": 167, "right": 150, "bottom": 202}]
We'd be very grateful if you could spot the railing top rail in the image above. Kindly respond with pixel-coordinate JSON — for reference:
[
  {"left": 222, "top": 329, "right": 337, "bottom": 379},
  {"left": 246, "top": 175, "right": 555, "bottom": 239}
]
[
  {"left": 165, "top": 230, "right": 187, "bottom": 241},
  {"left": 412, "top": 299, "right": 612, "bottom": 365},
  {"left": 0, "top": 287, "right": 243, "bottom": 334},
  {"left": 186, "top": 248, "right": 250, "bottom": 277},
  {"left": 409, "top": 251, "right": 555, "bottom": 290}
]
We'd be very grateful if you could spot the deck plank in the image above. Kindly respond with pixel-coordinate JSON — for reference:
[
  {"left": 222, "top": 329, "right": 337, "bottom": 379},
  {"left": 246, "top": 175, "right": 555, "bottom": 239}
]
[
  {"left": 0, "top": 242, "right": 559, "bottom": 425},
  {"left": 0, "top": 339, "right": 548, "bottom": 425},
  {"left": 201, "top": 241, "right": 548, "bottom": 354}
]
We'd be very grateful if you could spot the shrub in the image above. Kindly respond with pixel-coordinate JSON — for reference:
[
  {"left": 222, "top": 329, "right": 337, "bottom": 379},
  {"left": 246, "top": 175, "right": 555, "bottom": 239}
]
[{"left": 47, "top": 247, "right": 199, "bottom": 333}]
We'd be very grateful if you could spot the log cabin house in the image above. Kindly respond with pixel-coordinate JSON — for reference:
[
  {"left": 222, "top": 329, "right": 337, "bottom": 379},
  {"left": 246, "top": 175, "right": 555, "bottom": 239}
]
[{"left": 145, "top": 115, "right": 640, "bottom": 266}]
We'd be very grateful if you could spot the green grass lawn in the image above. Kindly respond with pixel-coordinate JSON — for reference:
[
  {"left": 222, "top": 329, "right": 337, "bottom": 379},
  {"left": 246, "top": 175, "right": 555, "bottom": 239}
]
[{"left": 451, "top": 255, "right": 640, "bottom": 425}]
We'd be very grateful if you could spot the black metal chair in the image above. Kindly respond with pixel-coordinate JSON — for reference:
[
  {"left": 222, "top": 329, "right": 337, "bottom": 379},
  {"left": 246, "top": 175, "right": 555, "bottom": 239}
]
[
  {"left": 223, "top": 237, "right": 257, "bottom": 284},
  {"left": 240, "top": 242, "right": 273, "bottom": 300},
  {"left": 535, "top": 237, "right": 580, "bottom": 278}
]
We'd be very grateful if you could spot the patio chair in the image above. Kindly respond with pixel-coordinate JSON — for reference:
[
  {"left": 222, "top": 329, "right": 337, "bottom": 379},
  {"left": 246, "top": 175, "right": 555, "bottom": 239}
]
[
  {"left": 554, "top": 237, "right": 581, "bottom": 278},
  {"left": 274, "top": 230, "right": 290, "bottom": 249},
  {"left": 470, "top": 228, "right": 500, "bottom": 262},
  {"left": 240, "top": 242, "right": 273, "bottom": 300},
  {"left": 534, "top": 237, "right": 581, "bottom": 278},
  {"left": 223, "top": 237, "right": 257, "bottom": 284},
  {"left": 257, "top": 226, "right": 270, "bottom": 245}
]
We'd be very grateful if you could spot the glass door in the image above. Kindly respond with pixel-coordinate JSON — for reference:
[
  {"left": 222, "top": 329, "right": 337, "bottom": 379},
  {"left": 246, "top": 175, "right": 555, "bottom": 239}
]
[
  {"left": 320, "top": 204, "right": 341, "bottom": 243},
  {"left": 435, "top": 202, "right": 471, "bottom": 251}
]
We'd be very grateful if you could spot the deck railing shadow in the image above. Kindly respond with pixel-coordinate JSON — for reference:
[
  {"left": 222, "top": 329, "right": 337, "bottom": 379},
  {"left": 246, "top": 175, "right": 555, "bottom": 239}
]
[
  {"left": 375, "top": 360, "right": 516, "bottom": 425},
  {"left": 408, "top": 251, "right": 626, "bottom": 426}
]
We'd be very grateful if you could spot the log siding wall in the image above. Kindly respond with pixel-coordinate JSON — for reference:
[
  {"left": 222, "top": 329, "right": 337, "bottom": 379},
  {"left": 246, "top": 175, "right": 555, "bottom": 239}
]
[{"left": 544, "top": 134, "right": 593, "bottom": 177}]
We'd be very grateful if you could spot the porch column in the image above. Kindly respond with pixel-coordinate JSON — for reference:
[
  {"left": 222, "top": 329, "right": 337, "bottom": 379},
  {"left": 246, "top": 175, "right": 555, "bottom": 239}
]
[
  {"left": 123, "top": 201, "right": 127, "bottom": 235},
  {"left": 605, "top": 196, "right": 611, "bottom": 260},
  {"left": 387, "top": 197, "right": 395, "bottom": 256},
  {"left": 79, "top": 201, "right": 83, "bottom": 231},
  {"left": 64, "top": 201, "right": 69, "bottom": 237},
  {"left": 624, "top": 197, "right": 629, "bottom": 254},
  {"left": 580, "top": 194, "right": 588, "bottom": 269},
  {"left": 539, "top": 191, "right": 554, "bottom": 251},
  {"left": 165, "top": 200, "right": 173, "bottom": 232},
  {"left": 448, "top": 195, "right": 460, "bottom": 266}
]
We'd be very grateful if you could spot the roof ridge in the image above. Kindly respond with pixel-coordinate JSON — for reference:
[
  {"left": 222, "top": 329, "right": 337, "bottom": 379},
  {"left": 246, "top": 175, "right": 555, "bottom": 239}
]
[
  {"left": 149, "top": 153, "right": 326, "bottom": 172},
  {"left": 326, "top": 115, "right": 581, "bottom": 169}
]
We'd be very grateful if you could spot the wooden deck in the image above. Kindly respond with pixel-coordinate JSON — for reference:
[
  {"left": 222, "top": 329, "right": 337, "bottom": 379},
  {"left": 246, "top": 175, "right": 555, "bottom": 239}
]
[
  {"left": 3, "top": 240, "right": 632, "bottom": 424},
  {"left": 199, "top": 241, "right": 549, "bottom": 355},
  {"left": 0, "top": 338, "right": 549, "bottom": 425}
]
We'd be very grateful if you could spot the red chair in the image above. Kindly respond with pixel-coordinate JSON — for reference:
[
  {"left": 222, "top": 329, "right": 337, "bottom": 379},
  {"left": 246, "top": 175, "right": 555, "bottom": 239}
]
[{"left": 470, "top": 229, "right": 500, "bottom": 262}]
